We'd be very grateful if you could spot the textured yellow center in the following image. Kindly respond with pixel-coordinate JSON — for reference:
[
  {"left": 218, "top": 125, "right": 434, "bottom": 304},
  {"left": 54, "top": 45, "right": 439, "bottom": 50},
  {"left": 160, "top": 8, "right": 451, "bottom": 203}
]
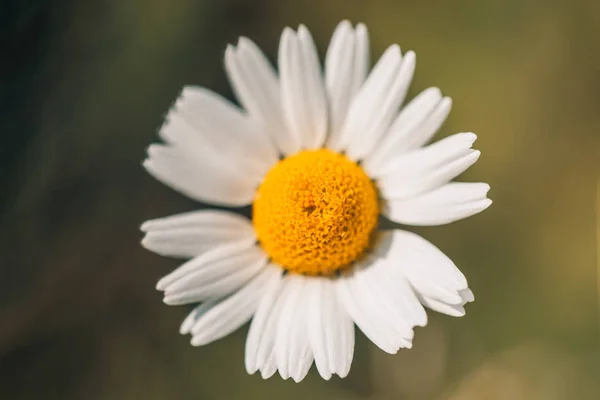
[{"left": 252, "top": 149, "right": 379, "bottom": 276}]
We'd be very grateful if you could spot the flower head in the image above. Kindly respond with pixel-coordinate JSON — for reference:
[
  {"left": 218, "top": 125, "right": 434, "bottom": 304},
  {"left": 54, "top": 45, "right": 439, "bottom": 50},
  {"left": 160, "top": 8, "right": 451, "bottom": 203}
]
[{"left": 142, "top": 20, "right": 491, "bottom": 382}]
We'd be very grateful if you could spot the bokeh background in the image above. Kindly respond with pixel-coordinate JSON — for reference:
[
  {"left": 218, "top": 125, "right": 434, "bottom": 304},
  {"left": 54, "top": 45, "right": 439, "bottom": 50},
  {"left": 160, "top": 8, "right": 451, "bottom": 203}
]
[{"left": 1, "top": 0, "right": 599, "bottom": 399}]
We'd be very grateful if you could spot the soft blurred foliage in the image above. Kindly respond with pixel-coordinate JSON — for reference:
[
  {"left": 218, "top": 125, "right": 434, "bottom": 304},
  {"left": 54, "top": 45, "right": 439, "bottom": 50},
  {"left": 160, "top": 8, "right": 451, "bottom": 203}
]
[{"left": 1, "top": 0, "right": 599, "bottom": 399}]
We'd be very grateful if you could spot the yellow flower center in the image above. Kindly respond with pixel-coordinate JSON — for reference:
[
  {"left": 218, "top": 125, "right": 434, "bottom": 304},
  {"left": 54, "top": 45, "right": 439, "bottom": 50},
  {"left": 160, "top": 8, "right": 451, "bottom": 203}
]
[{"left": 252, "top": 149, "right": 379, "bottom": 276}]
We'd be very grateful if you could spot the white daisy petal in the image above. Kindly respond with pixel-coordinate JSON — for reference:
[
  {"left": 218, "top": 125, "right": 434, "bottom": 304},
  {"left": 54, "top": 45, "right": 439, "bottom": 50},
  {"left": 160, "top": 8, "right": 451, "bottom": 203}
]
[
  {"left": 224, "top": 39, "right": 290, "bottom": 156},
  {"left": 167, "top": 86, "right": 278, "bottom": 176},
  {"left": 140, "top": 210, "right": 255, "bottom": 258},
  {"left": 307, "top": 279, "right": 332, "bottom": 380},
  {"left": 162, "top": 244, "right": 267, "bottom": 305},
  {"left": 334, "top": 296, "right": 355, "bottom": 378},
  {"left": 336, "top": 269, "right": 398, "bottom": 354},
  {"left": 260, "top": 354, "right": 278, "bottom": 379},
  {"left": 143, "top": 144, "right": 257, "bottom": 207},
  {"left": 416, "top": 293, "right": 466, "bottom": 317},
  {"left": 325, "top": 21, "right": 370, "bottom": 150},
  {"left": 253, "top": 272, "right": 289, "bottom": 379},
  {"left": 279, "top": 26, "right": 327, "bottom": 151},
  {"left": 179, "top": 299, "right": 218, "bottom": 335},
  {"left": 335, "top": 45, "right": 401, "bottom": 155},
  {"left": 384, "top": 182, "right": 492, "bottom": 226},
  {"left": 189, "top": 265, "right": 281, "bottom": 346},
  {"left": 387, "top": 230, "right": 470, "bottom": 306},
  {"left": 363, "top": 87, "right": 444, "bottom": 173},
  {"left": 275, "top": 275, "right": 314, "bottom": 382},
  {"left": 244, "top": 267, "right": 285, "bottom": 375},
  {"left": 325, "top": 20, "right": 355, "bottom": 149},
  {"left": 351, "top": 23, "right": 370, "bottom": 96},
  {"left": 405, "top": 96, "right": 453, "bottom": 150},
  {"left": 371, "top": 131, "right": 477, "bottom": 179},
  {"left": 307, "top": 277, "right": 354, "bottom": 379},
  {"left": 460, "top": 288, "right": 475, "bottom": 304},
  {"left": 297, "top": 25, "right": 328, "bottom": 149},
  {"left": 364, "top": 242, "right": 428, "bottom": 331},
  {"left": 156, "top": 241, "right": 252, "bottom": 290},
  {"left": 377, "top": 146, "right": 481, "bottom": 200},
  {"left": 346, "top": 50, "right": 416, "bottom": 161}
]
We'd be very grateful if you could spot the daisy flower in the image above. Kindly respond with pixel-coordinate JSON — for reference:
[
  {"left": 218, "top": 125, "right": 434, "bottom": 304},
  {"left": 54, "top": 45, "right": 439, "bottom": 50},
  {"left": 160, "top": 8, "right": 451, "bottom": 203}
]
[{"left": 141, "top": 21, "right": 491, "bottom": 382}]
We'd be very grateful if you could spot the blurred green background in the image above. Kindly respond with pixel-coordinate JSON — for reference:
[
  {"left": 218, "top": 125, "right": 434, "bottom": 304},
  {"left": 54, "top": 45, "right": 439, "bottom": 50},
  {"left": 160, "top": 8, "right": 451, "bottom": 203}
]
[{"left": 1, "top": 0, "right": 599, "bottom": 399}]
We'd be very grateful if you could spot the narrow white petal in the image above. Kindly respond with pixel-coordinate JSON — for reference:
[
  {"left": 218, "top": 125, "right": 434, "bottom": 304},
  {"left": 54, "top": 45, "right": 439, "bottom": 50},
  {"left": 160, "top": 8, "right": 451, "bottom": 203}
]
[
  {"left": 166, "top": 86, "right": 278, "bottom": 177},
  {"left": 460, "top": 288, "right": 475, "bottom": 304},
  {"left": 275, "top": 275, "right": 313, "bottom": 381},
  {"left": 325, "top": 21, "right": 356, "bottom": 148},
  {"left": 179, "top": 299, "right": 218, "bottom": 335},
  {"left": 141, "top": 210, "right": 255, "bottom": 258},
  {"left": 260, "top": 355, "right": 278, "bottom": 379},
  {"left": 245, "top": 268, "right": 285, "bottom": 375},
  {"left": 377, "top": 149, "right": 481, "bottom": 200},
  {"left": 405, "top": 96, "right": 453, "bottom": 150},
  {"left": 224, "top": 39, "right": 290, "bottom": 156},
  {"left": 189, "top": 265, "right": 281, "bottom": 346},
  {"left": 361, "top": 246, "right": 428, "bottom": 331},
  {"left": 371, "top": 132, "right": 477, "bottom": 178},
  {"left": 143, "top": 144, "right": 257, "bottom": 207},
  {"left": 254, "top": 272, "right": 290, "bottom": 376},
  {"left": 163, "top": 246, "right": 267, "bottom": 305},
  {"left": 325, "top": 21, "right": 370, "bottom": 151},
  {"left": 383, "top": 182, "right": 492, "bottom": 226},
  {"left": 417, "top": 293, "right": 466, "bottom": 317},
  {"left": 156, "top": 240, "right": 255, "bottom": 290},
  {"left": 334, "top": 298, "right": 355, "bottom": 378},
  {"left": 307, "top": 279, "right": 332, "bottom": 380},
  {"left": 334, "top": 45, "right": 401, "bottom": 153},
  {"left": 363, "top": 87, "right": 443, "bottom": 172},
  {"left": 279, "top": 27, "right": 327, "bottom": 151},
  {"left": 346, "top": 51, "right": 416, "bottom": 161},
  {"left": 351, "top": 23, "right": 369, "bottom": 95},
  {"left": 306, "top": 277, "right": 355, "bottom": 379},
  {"left": 386, "top": 230, "right": 470, "bottom": 305},
  {"left": 297, "top": 25, "right": 328, "bottom": 149},
  {"left": 336, "top": 271, "right": 398, "bottom": 354}
]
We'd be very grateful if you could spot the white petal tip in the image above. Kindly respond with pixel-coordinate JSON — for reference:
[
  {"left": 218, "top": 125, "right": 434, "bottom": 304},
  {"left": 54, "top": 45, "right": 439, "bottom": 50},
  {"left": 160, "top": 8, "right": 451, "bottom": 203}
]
[
  {"left": 453, "top": 307, "right": 467, "bottom": 317},
  {"left": 460, "top": 132, "right": 478, "bottom": 143},
  {"left": 260, "top": 368, "right": 276, "bottom": 379},
  {"left": 190, "top": 336, "right": 207, "bottom": 346},
  {"left": 156, "top": 279, "right": 168, "bottom": 291},
  {"left": 139, "top": 221, "right": 150, "bottom": 232},
  {"left": 403, "top": 50, "right": 416, "bottom": 61},
  {"left": 179, "top": 327, "right": 190, "bottom": 335},
  {"left": 389, "top": 44, "right": 401, "bottom": 56},
  {"left": 245, "top": 364, "right": 259, "bottom": 375},
  {"left": 469, "top": 150, "right": 482, "bottom": 162},
  {"left": 460, "top": 288, "right": 475, "bottom": 303},
  {"left": 282, "top": 26, "right": 295, "bottom": 37},
  {"left": 425, "top": 86, "right": 442, "bottom": 97},
  {"left": 337, "top": 370, "right": 350, "bottom": 379},
  {"left": 339, "top": 19, "right": 351, "bottom": 26}
]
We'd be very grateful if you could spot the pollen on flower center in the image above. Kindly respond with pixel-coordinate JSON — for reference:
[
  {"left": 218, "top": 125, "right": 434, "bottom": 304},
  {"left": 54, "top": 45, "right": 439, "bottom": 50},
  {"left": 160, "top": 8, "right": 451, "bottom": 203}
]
[{"left": 252, "top": 149, "right": 379, "bottom": 276}]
